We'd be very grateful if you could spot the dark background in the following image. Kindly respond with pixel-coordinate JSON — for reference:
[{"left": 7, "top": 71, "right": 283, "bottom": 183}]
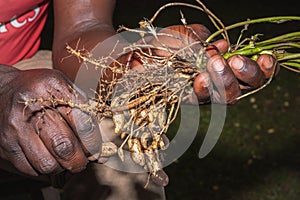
[
  {"left": 40, "top": 0, "right": 300, "bottom": 49},
  {"left": 1, "top": 0, "right": 300, "bottom": 199}
]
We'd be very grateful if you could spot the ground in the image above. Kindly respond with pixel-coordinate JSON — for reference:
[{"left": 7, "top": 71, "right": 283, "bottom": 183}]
[
  {"left": 165, "top": 68, "right": 300, "bottom": 200},
  {"left": 1, "top": 0, "right": 299, "bottom": 199}
]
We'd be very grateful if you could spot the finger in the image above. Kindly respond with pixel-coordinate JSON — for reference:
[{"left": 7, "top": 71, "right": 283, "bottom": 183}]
[
  {"left": 184, "top": 24, "right": 211, "bottom": 41},
  {"left": 205, "top": 44, "right": 219, "bottom": 58},
  {"left": 211, "top": 39, "right": 229, "bottom": 54},
  {"left": 205, "top": 40, "right": 229, "bottom": 59},
  {"left": 193, "top": 72, "right": 211, "bottom": 103},
  {"left": 58, "top": 106, "right": 102, "bottom": 157},
  {"left": 37, "top": 109, "right": 88, "bottom": 173},
  {"left": 256, "top": 54, "right": 280, "bottom": 78},
  {"left": 1, "top": 143, "right": 38, "bottom": 176},
  {"left": 206, "top": 55, "right": 241, "bottom": 104},
  {"left": 150, "top": 24, "right": 210, "bottom": 57},
  {"left": 45, "top": 78, "right": 102, "bottom": 157},
  {"left": 19, "top": 69, "right": 81, "bottom": 113},
  {"left": 228, "top": 55, "right": 265, "bottom": 89},
  {"left": 18, "top": 124, "right": 62, "bottom": 174},
  {"left": 158, "top": 24, "right": 211, "bottom": 45}
]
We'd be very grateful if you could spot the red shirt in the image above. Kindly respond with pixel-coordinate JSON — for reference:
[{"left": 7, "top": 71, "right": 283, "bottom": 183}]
[{"left": 0, "top": 0, "right": 49, "bottom": 65}]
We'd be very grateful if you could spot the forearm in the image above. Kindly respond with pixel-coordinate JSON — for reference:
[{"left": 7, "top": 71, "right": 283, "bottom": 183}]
[
  {"left": 52, "top": 27, "right": 116, "bottom": 81},
  {"left": 52, "top": 0, "right": 116, "bottom": 81}
]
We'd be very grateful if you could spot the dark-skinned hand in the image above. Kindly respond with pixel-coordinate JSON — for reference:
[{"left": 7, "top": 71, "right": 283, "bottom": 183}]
[
  {"left": 0, "top": 65, "right": 101, "bottom": 176},
  {"left": 126, "top": 24, "right": 279, "bottom": 104}
]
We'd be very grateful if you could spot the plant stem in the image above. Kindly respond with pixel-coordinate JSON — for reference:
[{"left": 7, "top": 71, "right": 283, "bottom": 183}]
[
  {"left": 254, "top": 32, "right": 300, "bottom": 47},
  {"left": 206, "top": 17, "right": 300, "bottom": 70},
  {"left": 206, "top": 16, "right": 300, "bottom": 42}
]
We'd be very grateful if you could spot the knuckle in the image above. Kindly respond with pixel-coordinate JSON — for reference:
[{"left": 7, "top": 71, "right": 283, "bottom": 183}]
[
  {"left": 72, "top": 109, "right": 94, "bottom": 134},
  {"left": 5, "top": 146, "right": 39, "bottom": 176},
  {"left": 37, "top": 157, "right": 60, "bottom": 174},
  {"left": 5, "top": 142, "right": 23, "bottom": 158},
  {"left": 51, "top": 135, "right": 76, "bottom": 160}
]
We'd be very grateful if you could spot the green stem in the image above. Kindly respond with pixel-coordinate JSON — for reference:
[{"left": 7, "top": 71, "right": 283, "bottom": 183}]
[
  {"left": 207, "top": 17, "right": 300, "bottom": 67},
  {"left": 276, "top": 53, "right": 300, "bottom": 61},
  {"left": 239, "top": 42, "right": 300, "bottom": 52},
  {"left": 223, "top": 43, "right": 300, "bottom": 59},
  {"left": 253, "top": 32, "right": 300, "bottom": 47},
  {"left": 206, "top": 16, "right": 300, "bottom": 43},
  {"left": 281, "top": 62, "right": 300, "bottom": 68}
]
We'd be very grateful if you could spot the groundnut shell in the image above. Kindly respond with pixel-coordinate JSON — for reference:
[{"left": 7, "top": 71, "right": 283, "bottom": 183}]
[
  {"left": 101, "top": 142, "right": 118, "bottom": 157},
  {"left": 112, "top": 112, "right": 125, "bottom": 134},
  {"left": 131, "top": 152, "right": 145, "bottom": 166},
  {"left": 128, "top": 138, "right": 142, "bottom": 152},
  {"left": 144, "top": 148, "right": 158, "bottom": 171},
  {"left": 158, "top": 110, "right": 167, "bottom": 129},
  {"left": 141, "top": 132, "right": 152, "bottom": 149}
]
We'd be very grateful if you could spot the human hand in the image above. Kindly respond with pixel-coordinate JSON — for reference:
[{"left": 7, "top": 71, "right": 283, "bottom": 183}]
[
  {"left": 143, "top": 24, "right": 279, "bottom": 104},
  {"left": 0, "top": 66, "right": 101, "bottom": 176}
]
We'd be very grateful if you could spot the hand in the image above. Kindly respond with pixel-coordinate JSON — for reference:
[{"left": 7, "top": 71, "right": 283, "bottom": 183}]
[
  {"left": 143, "top": 24, "right": 279, "bottom": 104},
  {"left": 0, "top": 66, "right": 101, "bottom": 176}
]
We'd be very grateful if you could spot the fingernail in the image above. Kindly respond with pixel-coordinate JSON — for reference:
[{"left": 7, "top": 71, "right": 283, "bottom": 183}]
[
  {"left": 202, "top": 76, "right": 210, "bottom": 87},
  {"left": 230, "top": 55, "right": 245, "bottom": 71},
  {"left": 52, "top": 136, "right": 75, "bottom": 160},
  {"left": 262, "top": 55, "right": 274, "bottom": 69},
  {"left": 211, "top": 57, "right": 225, "bottom": 72},
  {"left": 197, "top": 73, "right": 210, "bottom": 87},
  {"left": 73, "top": 109, "right": 94, "bottom": 134}
]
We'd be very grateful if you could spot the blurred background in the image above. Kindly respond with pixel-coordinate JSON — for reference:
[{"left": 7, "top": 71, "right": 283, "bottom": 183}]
[{"left": 1, "top": 0, "right": 299, "bottom": 199}]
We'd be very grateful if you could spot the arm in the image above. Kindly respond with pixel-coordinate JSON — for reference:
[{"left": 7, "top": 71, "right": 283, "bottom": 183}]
[{"left": 52, "top": 0, "right": 117, "bottom": 81}]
